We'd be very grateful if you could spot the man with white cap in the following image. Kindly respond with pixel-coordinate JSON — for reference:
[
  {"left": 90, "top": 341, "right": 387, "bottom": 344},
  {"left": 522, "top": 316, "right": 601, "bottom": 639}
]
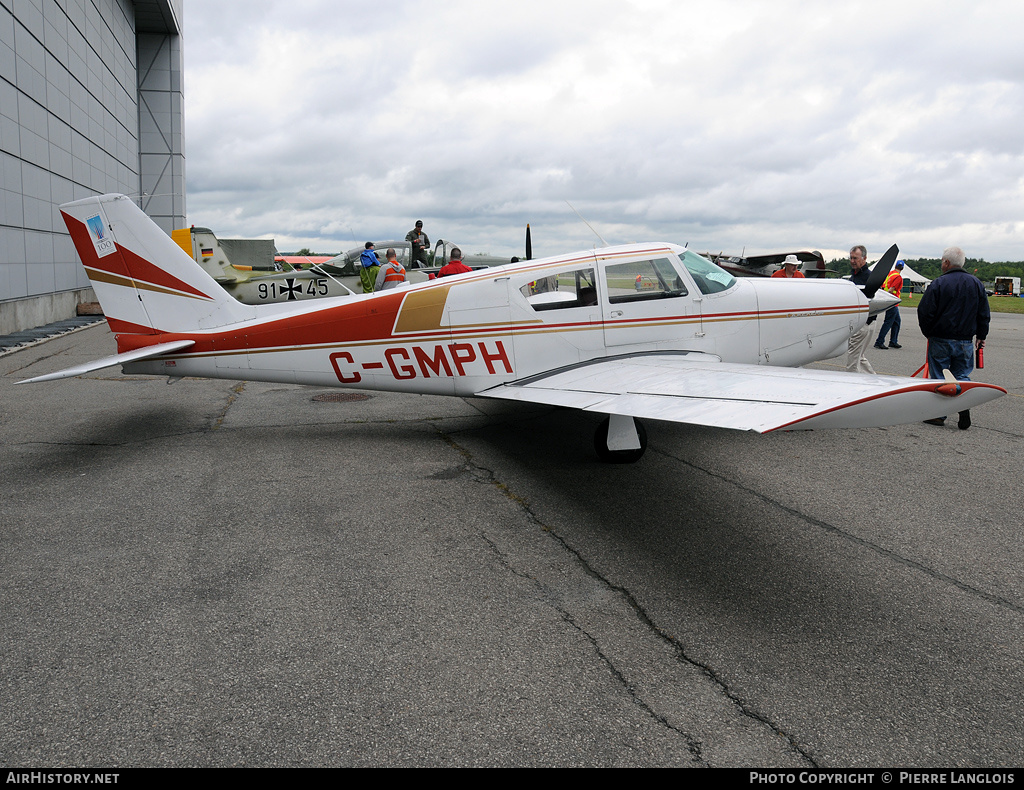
[{"left": 771, "top": 254, "right": 805, "bottom": 278}]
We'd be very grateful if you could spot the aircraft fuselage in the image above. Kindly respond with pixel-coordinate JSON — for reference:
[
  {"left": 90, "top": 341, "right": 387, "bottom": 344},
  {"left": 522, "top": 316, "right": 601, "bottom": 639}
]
[{"left": 123, "top": 245, "right": 873, "bottom": 397}]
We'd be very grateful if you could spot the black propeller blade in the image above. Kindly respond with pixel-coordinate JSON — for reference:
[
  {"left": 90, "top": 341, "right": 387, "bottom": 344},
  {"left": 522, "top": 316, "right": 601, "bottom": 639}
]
[
  {"left": 861, "top": 243, "right": 899, "bottom": 298},
  {"left": 526, "top": 224, "right": 532, "bottom": 261}
]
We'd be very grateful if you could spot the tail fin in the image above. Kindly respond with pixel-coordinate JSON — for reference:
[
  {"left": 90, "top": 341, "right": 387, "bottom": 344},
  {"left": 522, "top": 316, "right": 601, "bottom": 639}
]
[{"left": 61, "top": 194, "right": 254, "bottom": 336}]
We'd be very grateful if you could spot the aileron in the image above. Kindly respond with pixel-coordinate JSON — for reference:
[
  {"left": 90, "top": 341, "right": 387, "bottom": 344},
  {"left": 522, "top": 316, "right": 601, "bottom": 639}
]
[{"left": 478, "top": 353, "right": 1006, "bottom": 434}]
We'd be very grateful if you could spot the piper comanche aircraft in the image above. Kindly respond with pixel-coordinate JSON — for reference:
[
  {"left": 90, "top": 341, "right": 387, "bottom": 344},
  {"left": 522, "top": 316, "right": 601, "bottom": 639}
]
[{"left": 19, "top": 194, "right": 1005, "bottom": 462}]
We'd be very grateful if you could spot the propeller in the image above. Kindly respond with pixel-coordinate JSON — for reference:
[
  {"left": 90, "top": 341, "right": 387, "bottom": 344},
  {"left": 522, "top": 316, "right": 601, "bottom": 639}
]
[
  {"left": 526, "top": 224, "right": 532, "bottom": 260},
  {"left": 861, "top": 243, "right": 899, "bottom": 298}
]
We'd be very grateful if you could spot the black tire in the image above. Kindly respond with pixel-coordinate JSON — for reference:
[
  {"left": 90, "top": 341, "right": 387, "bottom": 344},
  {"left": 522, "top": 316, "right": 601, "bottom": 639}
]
[{"left": 594, "top": 416, "right": 647, "bottom": 464}]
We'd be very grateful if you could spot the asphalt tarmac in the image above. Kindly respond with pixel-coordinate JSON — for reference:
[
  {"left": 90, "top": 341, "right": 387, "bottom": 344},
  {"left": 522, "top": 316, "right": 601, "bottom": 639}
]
[{"left": 1, "top": 308, "right": 1022, "bottom": 767}]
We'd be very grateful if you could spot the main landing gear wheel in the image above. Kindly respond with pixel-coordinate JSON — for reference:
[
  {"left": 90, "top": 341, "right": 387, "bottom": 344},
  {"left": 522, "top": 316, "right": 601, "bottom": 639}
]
[{"left": 594, "top": 415, "right": 647, "bottom": 464}]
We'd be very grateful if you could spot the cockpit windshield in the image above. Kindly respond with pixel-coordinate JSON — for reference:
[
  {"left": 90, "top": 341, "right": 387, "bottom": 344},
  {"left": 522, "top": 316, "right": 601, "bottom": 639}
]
[{"left": 679, "top": 251, "right": 737, "bottom": 294}]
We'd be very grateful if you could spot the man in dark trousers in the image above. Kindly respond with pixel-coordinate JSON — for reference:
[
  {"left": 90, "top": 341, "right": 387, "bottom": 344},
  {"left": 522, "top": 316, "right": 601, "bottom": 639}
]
[
  {"left": 918, "top": 246, "right": 990, "bottom": 430},
  {"left": 405, "top": 221, "right": 429, "bottom": 268},
  {"left": 874, "top": 260, "right": 905, "bottom": 349}
]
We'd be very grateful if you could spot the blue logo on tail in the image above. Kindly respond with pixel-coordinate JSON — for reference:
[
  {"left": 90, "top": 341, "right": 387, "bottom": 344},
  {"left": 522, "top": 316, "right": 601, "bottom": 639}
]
[
  {"left": 86, "top": 213, "right": 115, "bottom": 258},
  {"left": 86, "top": 215, "right": 105, "bottom": 240}
]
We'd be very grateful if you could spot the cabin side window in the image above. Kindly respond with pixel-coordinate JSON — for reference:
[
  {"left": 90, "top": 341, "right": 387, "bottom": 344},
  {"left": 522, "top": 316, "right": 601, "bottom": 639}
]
[
  {"left": 519, "top": 268, "right": 598, "bottom": 311},
  {"left": 604, "top": 258, "right": 688, "bottom": 304}
]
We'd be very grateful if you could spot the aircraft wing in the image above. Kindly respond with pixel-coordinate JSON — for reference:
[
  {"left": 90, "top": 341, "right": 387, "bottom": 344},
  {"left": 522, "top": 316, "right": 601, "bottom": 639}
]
[
  {"left": 476, "top": 352, "right": 1006, "bottom": 432},
  {"left": 16, "top": 339, "right": 196, "bottom": 384}
]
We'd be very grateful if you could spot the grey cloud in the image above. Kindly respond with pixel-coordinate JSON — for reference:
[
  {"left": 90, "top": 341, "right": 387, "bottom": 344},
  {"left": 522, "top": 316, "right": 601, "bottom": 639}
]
[{"left": 182, "top": 0, "right": 1024, "bottom": 262}]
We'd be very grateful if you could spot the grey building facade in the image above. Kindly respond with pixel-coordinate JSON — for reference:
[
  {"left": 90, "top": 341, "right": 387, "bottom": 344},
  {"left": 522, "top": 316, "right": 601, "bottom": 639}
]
[{"left": 0, "top": 0, "right": 184, "bottom": 334}]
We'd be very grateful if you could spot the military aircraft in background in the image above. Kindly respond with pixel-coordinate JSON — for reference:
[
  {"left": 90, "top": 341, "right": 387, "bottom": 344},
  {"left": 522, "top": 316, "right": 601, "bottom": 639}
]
[
  {"left": 320, "top": 238, "right": 522, "bottom": 280},
  {"left": 176, "top": 227, "right": 523, "bottom": 306},
  {"left": 275, "top": 254, "right": 336, "bottom": 269},
  {"left": 173, "top": 226, "right": 357, "bottom": 304},
  {"left": 706, "top": 250, "right": 833, "bottom": 278},
  {"left": 19, "top": 194, "right": 1004, "bottom": 463}
]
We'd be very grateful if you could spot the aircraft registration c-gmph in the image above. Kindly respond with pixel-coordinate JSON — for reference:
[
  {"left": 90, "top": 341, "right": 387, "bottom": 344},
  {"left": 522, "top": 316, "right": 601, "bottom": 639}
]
[{"left": 19, "top": 194, "right": 1005, "bottom": 463}]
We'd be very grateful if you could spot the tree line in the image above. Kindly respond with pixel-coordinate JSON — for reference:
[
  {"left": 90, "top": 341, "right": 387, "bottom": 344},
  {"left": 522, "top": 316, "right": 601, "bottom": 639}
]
[{"left": 829, "top": 257, "right": 1024, "bottom": 281}]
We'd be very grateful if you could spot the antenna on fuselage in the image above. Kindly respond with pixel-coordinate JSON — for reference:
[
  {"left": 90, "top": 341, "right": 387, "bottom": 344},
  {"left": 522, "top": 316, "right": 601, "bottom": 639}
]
[{"left": 565, "top": 200, "right": 608, "bottom": 247}]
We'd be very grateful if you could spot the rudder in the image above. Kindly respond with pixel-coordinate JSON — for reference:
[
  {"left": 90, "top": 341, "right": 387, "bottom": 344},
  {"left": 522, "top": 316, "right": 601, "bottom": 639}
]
[{"left": 61, "top": 194, "right": 254, "bottom": 336}]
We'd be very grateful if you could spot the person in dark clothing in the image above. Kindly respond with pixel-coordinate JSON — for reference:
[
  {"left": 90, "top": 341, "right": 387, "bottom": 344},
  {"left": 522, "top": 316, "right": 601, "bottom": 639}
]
[
  {"left": 405, "top": 221, "right": 429, "bottom": 268},
  {"left": 918, "top": 246, "right": 990, "bottom": 430},
  {"left": 846, "top": 245, "right": 876, "bottom": 373}
]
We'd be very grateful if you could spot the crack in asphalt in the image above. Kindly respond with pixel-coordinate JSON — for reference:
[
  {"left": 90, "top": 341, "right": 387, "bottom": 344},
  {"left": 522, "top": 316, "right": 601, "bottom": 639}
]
[
  {"left": 211, "top": 383, "right": 247, "bottom": 431},
  {"left": 4, "top": 410, "right": 480, "bottom": 451},
  {"left": 976, "top": 425, "right": 1024, "bottom": 439},
  {"left": 475, "top": 528, "right": 705, "bottom": 766},
  {"left": 7, "top": 383, "right": 248, "bottom": 448},
  {"left": 561, "top": 611, "right": 706, "bottom": 766},
  {"left": 660, "top": 448, "right": 1024, "bottom": 617},
  {"left": 2, "top": 346, "right": 73, "bottom": 374},
  {"left": 435, "top": 426, "right": 814, "bottom": 768},
  {"left": 8, "top": 431, "right": 207, "bottom": 448}
]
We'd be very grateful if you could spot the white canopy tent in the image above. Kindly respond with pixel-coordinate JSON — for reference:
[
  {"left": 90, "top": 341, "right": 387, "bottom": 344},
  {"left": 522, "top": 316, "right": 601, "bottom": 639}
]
[{"left": 868, "top": 260, "right": 931, "bottom": 286}]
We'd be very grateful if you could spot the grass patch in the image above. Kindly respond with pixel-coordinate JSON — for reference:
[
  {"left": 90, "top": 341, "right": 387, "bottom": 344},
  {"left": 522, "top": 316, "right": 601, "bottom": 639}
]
[{"left": 901, "top": 294, "right": 1024, "bottom": 314}]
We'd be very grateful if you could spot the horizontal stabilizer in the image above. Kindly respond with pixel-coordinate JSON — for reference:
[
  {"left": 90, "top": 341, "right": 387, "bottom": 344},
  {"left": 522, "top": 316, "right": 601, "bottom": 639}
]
[
  {"left": 477, "top": 353, "right": 1006, "bottom": 433},
  {"left": 16, "top": 339, "right": 195, "bottom": 384}
]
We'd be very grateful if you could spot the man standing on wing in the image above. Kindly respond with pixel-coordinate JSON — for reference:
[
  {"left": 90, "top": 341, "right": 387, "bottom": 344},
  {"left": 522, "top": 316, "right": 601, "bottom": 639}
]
[{"left": 406, "top": 220, "right": 429, "bottom": 268}]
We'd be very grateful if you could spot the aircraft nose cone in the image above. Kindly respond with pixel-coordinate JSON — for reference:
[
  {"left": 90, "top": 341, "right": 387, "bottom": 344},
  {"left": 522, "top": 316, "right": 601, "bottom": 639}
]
[{"left": 867, "top": 291, "right": 899, "bottom": 315}]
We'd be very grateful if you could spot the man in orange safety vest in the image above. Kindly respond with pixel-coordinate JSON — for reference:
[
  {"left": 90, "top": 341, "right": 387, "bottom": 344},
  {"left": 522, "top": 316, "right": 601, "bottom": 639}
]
[
  {"left": 374, "top": 248, "right": 406, "bottom": 291},
  {"left": 874, "top": 260, "right": 904, "bottom": 349}
]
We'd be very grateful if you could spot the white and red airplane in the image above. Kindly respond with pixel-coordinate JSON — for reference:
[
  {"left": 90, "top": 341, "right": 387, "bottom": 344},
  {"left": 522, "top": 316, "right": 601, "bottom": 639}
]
[{"left": 19, "top": 194, "right": 1005, "bottom": 462}]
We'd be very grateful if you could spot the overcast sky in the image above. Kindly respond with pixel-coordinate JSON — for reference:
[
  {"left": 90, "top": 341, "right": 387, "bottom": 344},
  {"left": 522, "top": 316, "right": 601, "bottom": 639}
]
[{"left": 181, "top": 0, "right": 1024, "bottom": 262}]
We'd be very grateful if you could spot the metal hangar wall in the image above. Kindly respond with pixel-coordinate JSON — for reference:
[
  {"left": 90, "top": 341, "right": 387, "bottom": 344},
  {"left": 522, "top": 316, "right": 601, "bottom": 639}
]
[{"left": 0, "top": 0, "right": 185, "bottom": 334}]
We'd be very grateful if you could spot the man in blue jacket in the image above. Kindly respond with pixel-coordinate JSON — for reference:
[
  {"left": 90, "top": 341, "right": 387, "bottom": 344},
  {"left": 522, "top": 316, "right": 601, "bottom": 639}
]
[
  {"left": 358, "top": 242, "right": 381, "bottom": 294},
  {"left": 918, "top": 246, "right": 990, "bottom": 430}
]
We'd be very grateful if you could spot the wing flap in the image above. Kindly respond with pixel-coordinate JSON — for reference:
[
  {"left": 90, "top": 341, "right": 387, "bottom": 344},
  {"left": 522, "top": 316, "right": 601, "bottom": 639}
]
[
  {"left": 477, "top": 353, "right": 1006, "bottom": 433},
  {"left": 16, "top": 339, "right": 195, "bottom": 384}
]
